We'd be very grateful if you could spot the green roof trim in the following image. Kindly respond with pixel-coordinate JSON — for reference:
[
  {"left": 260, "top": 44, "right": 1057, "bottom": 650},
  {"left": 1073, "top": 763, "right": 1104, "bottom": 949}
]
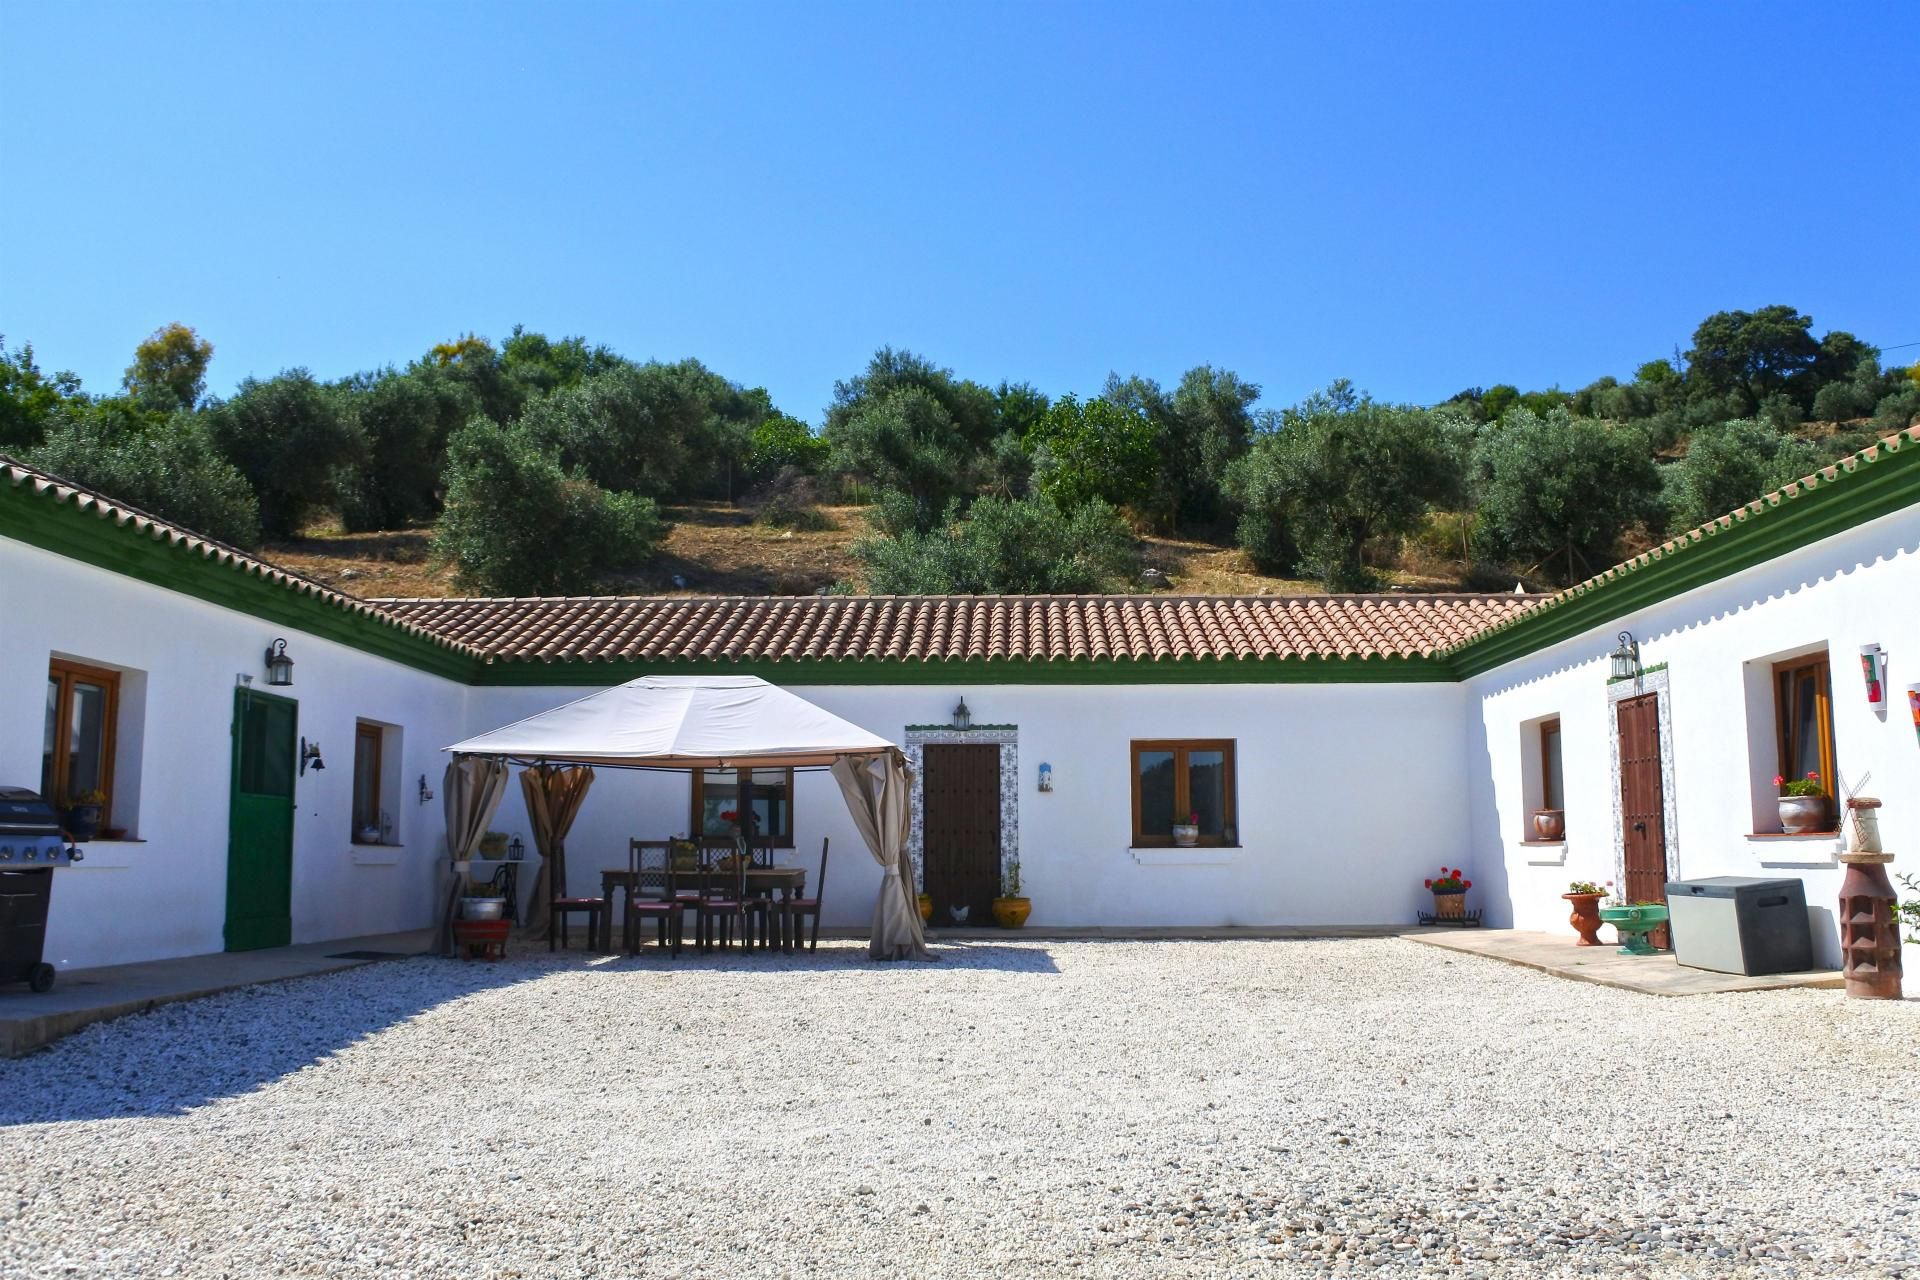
[
  {"left": 1445, "top": 427, "right": 1920, "bottom": 678},
  {"left": 0, "top": 463, "right": 482, "bottom": 683}
]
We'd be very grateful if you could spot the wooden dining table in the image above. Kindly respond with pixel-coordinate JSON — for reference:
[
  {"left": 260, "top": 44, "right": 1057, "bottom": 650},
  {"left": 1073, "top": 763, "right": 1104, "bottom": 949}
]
[{"left": 598, "top": 865, "right": 808, "bottom": 953}]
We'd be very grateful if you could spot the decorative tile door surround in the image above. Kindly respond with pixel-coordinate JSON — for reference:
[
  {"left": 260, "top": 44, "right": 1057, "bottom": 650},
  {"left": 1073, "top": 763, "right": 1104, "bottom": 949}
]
[
  {"left": 1607, "top": 668, "right": 1680, "bottom": 892},
  {"left": 904, "top": 724, "right": 1019, "bottom": 893}
]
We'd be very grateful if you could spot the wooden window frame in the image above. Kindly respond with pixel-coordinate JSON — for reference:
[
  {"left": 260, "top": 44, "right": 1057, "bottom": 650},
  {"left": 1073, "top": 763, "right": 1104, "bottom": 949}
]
[
  {"left": 690, "top": 766, "right": 795, "bottom": 848},
  {"left": 44, "top": 658, "right": 120, "bottom": 828},
  {"left": 1539, "top": 717, "right": 1562, "bottom": 811},
  {"left": 1772, "top": 653, "right": 1837, "bottom": 830},
  {"left": 1129, "top": 739, "right": 1238, "bottom": 848},
  {"left": 352, "top": 722, "right": 384, "bottom": 843}
]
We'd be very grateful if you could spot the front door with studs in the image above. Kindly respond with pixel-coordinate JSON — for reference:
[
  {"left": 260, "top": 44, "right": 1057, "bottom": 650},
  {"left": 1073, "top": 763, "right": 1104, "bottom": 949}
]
[
  {"left": 1616, "top": 693, "right": 1670, "bottom": 947},
  {"left": 922, "top": 743, "right": 1000, "bottom": 926}
]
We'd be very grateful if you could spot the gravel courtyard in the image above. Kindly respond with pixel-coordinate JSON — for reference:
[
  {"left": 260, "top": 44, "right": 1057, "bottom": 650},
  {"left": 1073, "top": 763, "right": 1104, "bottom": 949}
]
[{"left": 2, "top": 938, "right": 1916, "bottom": 1279}]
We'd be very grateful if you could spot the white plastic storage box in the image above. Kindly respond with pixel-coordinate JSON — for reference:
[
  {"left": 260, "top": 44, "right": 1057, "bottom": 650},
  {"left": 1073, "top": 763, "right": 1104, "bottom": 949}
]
[{"left": 1665, "top": 877, "right": 1812, "bottom": 976}]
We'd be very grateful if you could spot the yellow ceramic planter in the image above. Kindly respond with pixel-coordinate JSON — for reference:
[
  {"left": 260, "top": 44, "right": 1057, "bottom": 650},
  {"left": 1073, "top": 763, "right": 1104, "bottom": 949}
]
[
  {"left": 991, "top": 896, "right": 1031, "bottom": 929},
  {"left": 918, "top": 893, "right": 933, "bottom": 922}
]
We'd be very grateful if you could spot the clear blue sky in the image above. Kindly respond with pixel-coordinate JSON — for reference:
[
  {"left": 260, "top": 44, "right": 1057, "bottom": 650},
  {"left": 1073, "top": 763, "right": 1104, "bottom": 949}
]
[{"left": 4, "top": 1, "right": 1915, "bottom": 422}]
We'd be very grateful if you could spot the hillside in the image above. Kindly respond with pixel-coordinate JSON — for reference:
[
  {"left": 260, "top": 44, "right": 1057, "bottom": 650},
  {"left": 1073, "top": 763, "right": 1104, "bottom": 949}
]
[{"left": 263, "top": 502, "right": 1477, "bottom": 601}]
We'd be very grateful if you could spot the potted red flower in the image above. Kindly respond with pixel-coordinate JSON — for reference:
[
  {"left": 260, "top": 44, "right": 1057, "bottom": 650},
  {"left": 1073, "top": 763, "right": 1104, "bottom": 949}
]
[
  {"left": 1774, "top": 771, "right": 1831, "bottom": 835},
  {"left": 1425, "top": 866, "right": 1471, "bottom": 920},
  {"left": 1171, "top": 811, "right": 1200, "bottom": 848}
]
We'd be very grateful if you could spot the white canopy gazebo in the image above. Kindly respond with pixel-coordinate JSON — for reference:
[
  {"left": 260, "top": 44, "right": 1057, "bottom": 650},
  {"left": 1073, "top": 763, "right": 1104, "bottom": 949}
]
[{"left": 440, "top": 675, "right": 930, "bottom": 961}]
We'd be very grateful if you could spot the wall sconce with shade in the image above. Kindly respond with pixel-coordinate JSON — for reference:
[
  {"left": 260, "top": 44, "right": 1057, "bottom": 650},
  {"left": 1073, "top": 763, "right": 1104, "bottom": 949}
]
[
  {"left": 264, "top": 638, "right": 294, "bottom": 687},
  {"left": 418, "top": 774, "right": 435, "bottom": 805},
  {"left": 299, "top": 737, "right": 325, "bottom": 776},
  {"left": 952, "top": 697, "right": 972, "bottom": 731},
  {"left": 1037, "top": 762, "right": 1054, "bottom": 793},
  {"left": 1609, "top": 631, "right": 1642, "bottom": 682},
  {"left": 1859, "top": 644, "right": 1887, "bottom": 708}
]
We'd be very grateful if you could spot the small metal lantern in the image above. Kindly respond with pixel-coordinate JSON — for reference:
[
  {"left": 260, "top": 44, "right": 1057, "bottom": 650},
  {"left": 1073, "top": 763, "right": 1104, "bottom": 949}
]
[
  {"left": 264, "top": 638, "right": 294, "bottom": 687},
  {"left": 952, "top": 697, "right": 971, "bottom": 731},
  {"left": 508, "top": 835, "right": 525, "bottom": 862},
  {"left": 1609, "top": 631, "right": 1641, "bottom": 682}
]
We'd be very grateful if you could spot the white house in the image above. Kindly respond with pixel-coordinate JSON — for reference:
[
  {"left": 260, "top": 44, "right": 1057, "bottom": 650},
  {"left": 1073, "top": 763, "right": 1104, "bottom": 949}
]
[{"left": 4, "top": 428, "right": 1917, "bottom": 972}]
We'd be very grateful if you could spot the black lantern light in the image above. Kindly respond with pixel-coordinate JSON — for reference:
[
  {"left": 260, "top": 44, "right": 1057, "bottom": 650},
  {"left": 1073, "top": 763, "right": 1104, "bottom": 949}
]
[
  {"left": 952, "top": 696, "right": 972, "bottom": 731},
  {"left": 508, "top": 836, "right": 525, "bottom": 862},
  {"left": 264, "top": 638, "right": 294, "bottom": 687},
  {"left": 1609, "top": 631, "right": 1641, "bottom": 682}
]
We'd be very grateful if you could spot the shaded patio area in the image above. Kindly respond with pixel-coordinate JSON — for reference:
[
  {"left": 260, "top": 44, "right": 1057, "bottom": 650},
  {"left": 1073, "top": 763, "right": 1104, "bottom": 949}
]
[{"left": 1403, "top": 927, "right": 1846, "bottom": 996}]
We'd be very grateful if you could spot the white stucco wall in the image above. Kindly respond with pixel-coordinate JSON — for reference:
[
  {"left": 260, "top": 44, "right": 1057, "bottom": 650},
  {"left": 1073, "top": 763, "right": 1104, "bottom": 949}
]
[
  {"left": 473, "top": 681, "right": 1474, "bottom": 930},
  {"left": 1465, "top": 507, "right": 1920, "bottom": 967},
  {"left": 0, "top": 538, "right": 470, "bottom": 970}
]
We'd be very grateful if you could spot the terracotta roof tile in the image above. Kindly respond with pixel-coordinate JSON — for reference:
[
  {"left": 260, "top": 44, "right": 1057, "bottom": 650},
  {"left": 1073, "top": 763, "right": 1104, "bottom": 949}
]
[{"left": 372, "top": 592, "right": 1530, "bottom": 665}]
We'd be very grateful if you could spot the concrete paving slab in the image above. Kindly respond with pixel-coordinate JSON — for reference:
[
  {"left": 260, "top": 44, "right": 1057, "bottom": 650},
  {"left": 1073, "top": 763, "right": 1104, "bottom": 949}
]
[
  {"left": 1402, "top": 927, "right": 1846, "bottom": 996},
  {"left": 0, "top": 929, "right": 434, "bottom": 1057}
]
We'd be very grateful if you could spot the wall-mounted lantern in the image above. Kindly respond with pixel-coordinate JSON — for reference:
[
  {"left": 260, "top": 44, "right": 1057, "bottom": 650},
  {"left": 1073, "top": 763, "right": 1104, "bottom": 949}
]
[
  {"left": 264, "top": 638, "right": 295, "bottom": 687},
  {"left": 299, "top": 737, "right": 325, "bottom": 776},
  {"left": 1609, "top": 631, "right": 1642, "bottom": 682},
  {"left": 418, "top": 774, "right": 435, "bottom": 805},
  {"left": 952, "top": 697, "right": 972, "bottom": 731},
  {"left": 1859, "top": 644, "right": 1887, "bottom": 707},
  {"left": 1038, "top": 762, "right": 1054, "bottom": 793}
]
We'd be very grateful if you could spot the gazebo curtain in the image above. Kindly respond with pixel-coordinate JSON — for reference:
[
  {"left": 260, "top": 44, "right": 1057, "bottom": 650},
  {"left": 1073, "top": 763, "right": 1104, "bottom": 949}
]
[
  {"left": 437, "top": 755, "right": 509, "bottom": 953},
  {"left": 832, "top": 751, "right": 931, "bottom": 961},
  {"left": 521, "top": 763, "right": 596, "bottom": 940}
]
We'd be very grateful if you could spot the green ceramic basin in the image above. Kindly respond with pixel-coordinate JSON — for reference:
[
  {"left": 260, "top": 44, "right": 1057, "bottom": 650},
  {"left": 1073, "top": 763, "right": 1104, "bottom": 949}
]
[{"left": 1598, "top": 904, "right": 1669, "bottom": 956}]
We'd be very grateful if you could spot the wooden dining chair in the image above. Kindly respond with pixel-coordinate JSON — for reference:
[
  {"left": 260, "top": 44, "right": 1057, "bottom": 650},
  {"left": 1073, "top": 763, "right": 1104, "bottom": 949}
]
[
  {"left": 786, "top": 837, "right": 829, "bottom": 952},
  {"left": 624, "top": 839, "right": 681, "bottom": 957},
  {"left": 738, "top": 834, "right": 780, "bottom": 948},
  {"left": 694, "top": 841, "right": 751, "bottom": 953}
]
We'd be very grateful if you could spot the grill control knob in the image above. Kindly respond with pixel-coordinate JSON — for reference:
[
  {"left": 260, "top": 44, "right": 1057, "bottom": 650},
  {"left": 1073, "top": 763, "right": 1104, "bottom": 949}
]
[
  {"left": 0, "top": 844, "right": 11, "bottom": 861},
  {"left": 23, "top": 846, "right": 38, "bottom": 862}
]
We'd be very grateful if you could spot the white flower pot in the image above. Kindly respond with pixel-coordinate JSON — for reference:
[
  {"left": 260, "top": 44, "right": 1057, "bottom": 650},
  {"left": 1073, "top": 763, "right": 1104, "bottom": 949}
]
[
  {"left": 1777, "top": 796, "right": 1832, "bottom": 835},
  {"left": 1171, "top": 824, "right": 1199, "bottom": 848}
]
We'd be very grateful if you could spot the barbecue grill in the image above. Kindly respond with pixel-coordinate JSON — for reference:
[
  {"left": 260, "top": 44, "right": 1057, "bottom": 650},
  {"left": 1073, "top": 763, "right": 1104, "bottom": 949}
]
[{"left": 0, "top": 785, "right": 83, "bottom": 992}]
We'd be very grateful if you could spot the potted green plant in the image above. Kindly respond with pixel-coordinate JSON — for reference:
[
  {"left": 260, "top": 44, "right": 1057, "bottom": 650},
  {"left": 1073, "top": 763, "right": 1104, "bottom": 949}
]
[
  {"left": 1425, "top": 866, "right": 1471, "bottom": 920},
  {"left": 1563, "top": 879, "right": 1609, "bottom": 946},
  {"left": 1774, "top": 771, "right": 1832, "bottom": 835},
  {"left": 64, "top": 789, "right": 107, "bottom": 841},
  {"left": 991, "top": 857, "right": 1030, "bottom": 929},
  {"left": 1171, "top": 812, "right": 1200, "bottom": 848}
]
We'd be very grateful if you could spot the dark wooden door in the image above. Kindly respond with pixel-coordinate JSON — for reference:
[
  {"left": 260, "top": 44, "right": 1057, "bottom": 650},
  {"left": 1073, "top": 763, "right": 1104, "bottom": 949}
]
[
  {"left": 226, "top": 688, "right": 297, "bottom": 951},
  {"left": 1616, "top": 693, "right": 1670, "bottom": 947},
  {"left": 923, "top": 744, "right": 1000, "bottom": 926}
]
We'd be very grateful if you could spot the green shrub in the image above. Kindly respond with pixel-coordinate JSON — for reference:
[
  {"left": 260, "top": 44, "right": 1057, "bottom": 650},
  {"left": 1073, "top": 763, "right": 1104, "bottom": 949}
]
[
  {"left": 1472, "top": 409, "right": 1660, "bottom": 585},
  {"left": 30, "top": 406, "right": 262, "bottom": 548},
  {"left": 747, "top": 467, "right": 831, "bottom": 530},
  {"left": 855, "top": 495, "right": 1136, "bottom": 594},
  {"left": 1229, "top": 382, "right": 1461, "bottom": 590},
  {"left": 1026, "top": 394, "right": 1159, "bottom": 511},
  {"left": 746, "top": 414, "right": 829, "bottom": 483},
  {"left": 335, "top": 369, "right": 478, "bottom": 531},
  {"left": 1663, "top": 419, "right": 1825, "bottom": 530},
  {"left": 436, "top": 418, "right": 667, "bottom": 595},
  {"left": 202, "top": 369, "right": 363, "bottom": 538}
]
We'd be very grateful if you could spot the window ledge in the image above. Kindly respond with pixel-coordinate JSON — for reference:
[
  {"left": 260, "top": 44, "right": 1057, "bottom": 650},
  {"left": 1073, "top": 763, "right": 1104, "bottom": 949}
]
[
  {"left": 1743, "top": 831, "right": 1842, "bottom": 869},
  {"left": 1518, "top": 840, "right": 1567, "bottom": 867},
  {"left": 1129, "top": 847, "right": 1240, "bottom": 866}
]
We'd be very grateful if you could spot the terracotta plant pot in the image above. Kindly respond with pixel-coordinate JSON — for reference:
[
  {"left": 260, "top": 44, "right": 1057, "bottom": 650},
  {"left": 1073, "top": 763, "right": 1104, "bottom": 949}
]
[
  {"left": 991, "top": 896, "right": 1031, "bottom": 929},
  {"left": 1171, "top": 824, "right": 1199, "bottom": 848},
  {"left": 1532, "top": 809, "right": 1565, "bottom": 841},
  {"left": 1777, "top": 795, "right": 1832, "bottom": 835},
  {"left": 1431, "top": 888, "right": 1466, "bottom": 920},
  {"left": 917, "top": 893, "right": 933, "bottom": 923},
  {"left": 1562, "top": 891, "right": 1605, "bottom": 946}
]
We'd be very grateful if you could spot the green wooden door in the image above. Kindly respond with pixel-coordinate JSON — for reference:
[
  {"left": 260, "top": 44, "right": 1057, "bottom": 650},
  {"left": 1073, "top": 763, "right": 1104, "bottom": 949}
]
[{"left": 225, "top": 688, "right": 296, "bottom": 951}]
